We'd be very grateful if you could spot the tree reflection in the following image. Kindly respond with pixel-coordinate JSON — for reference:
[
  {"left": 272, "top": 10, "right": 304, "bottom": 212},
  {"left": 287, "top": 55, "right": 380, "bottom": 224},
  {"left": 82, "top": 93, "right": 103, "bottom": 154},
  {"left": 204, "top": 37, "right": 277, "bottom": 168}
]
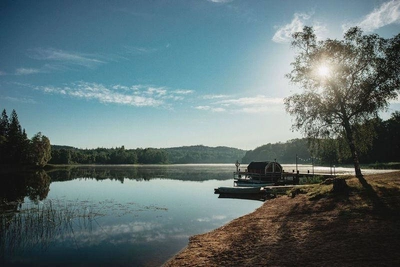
[
  {"left": 47, "top": 165, "right": 233, "bottom": 182},
  {"left": 0, "top": 170, "right": 50, "bottom": 207},
  {"left": 0, "top": 170, "right": 51, "bottom": 262}
]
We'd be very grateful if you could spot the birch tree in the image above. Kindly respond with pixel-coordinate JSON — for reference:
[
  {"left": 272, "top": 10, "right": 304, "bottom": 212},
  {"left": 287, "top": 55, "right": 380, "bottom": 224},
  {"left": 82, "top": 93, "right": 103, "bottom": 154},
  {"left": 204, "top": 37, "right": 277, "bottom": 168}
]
[{"left": 285, "top": 27, "right": 400, "bottom": 177}]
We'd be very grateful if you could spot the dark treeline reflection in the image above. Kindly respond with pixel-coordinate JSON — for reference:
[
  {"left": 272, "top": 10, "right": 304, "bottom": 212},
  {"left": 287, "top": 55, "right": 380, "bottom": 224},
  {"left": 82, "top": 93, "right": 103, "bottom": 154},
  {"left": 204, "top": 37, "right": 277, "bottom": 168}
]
[
  {"left": 1, "top": 170, "right": 51, "bottom": 258},
  {"left": 47, "top": 165, "right": 234, "bottom": 183},
  {"left": 0, "top": 170, "right": 50, "bottom": 207},
  {"left": 1, "top": 165, "right": 234, "bottom": 206}
]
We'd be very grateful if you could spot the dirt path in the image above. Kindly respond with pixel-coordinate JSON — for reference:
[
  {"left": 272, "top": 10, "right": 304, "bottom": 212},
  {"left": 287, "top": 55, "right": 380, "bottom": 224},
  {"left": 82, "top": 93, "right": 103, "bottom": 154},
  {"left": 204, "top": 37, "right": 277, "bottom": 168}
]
[{"left": 164, "top": 172, "right": 400, "bottom": 266}]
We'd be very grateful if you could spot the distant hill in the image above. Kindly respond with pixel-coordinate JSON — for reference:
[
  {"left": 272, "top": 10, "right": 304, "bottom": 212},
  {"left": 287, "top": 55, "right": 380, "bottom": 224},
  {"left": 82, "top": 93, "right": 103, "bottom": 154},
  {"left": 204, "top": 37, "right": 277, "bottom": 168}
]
[
  {"left": 51, "top": 145, "right": 77, "bottom": 150},
  {"left": 49, "top": 142, "right": 311, "bottom": 165},
  {"left": 241, "top": 139, "right": 312, "bottom": 164},
  {"left": 165, "top": 145, "right": 247, "bottom": 164}
]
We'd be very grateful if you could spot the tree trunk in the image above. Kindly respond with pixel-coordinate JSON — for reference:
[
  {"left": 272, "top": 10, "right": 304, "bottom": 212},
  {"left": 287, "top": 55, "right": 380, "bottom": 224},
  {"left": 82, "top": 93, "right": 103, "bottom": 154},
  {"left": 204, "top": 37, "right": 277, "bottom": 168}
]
[
  {"left": 343, "top": 120, "right": 363, "bottom": 178},
  {"left": 348, "top": 138, "right": 363, "bottom": 178}
]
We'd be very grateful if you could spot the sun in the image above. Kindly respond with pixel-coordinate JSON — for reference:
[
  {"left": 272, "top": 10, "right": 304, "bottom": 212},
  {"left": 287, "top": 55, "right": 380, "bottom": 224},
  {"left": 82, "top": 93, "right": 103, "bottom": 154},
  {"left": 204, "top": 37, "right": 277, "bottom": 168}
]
[{"left": 317, "top": 64, "right": 330, "bottom": 78}]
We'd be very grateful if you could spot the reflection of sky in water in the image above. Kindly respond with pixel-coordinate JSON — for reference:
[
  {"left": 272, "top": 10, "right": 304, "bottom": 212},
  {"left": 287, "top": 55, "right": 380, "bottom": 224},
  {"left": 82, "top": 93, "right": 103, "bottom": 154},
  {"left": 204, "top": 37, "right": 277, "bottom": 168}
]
[{"left": 13, "top": 170, "right": 262, "bottom": 266}]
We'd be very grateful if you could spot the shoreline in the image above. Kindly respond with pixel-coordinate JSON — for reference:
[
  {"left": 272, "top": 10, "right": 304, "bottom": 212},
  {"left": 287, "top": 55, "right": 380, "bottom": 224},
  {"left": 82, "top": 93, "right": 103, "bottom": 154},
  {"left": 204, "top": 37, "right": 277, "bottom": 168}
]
[{"left": 164, "top": 171, "right": 400, "bottom": 266}]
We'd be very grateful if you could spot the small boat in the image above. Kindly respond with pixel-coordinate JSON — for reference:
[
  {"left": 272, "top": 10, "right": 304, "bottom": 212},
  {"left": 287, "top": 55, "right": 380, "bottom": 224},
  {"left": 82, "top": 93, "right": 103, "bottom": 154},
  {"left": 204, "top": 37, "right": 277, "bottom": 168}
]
[{"left": 214, "top": 186, "right": 263, "bottom": 194}]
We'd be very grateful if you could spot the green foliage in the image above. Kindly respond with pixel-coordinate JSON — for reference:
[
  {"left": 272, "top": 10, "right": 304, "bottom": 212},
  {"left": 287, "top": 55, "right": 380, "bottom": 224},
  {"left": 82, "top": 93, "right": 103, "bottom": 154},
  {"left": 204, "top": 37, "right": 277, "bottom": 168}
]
[
  {"left": 137, "top": 148, "right": 167, "bottom": 164},
  {"left": 49, "top": 145, "right": 245, "bottom": 165},
  {"left": 0, "top": 109, "right": 52, "bottom": 167},
  {"left": 165, "top": 145, "right": 246, "bottom": 164},
  {"left": 285, "top": 26, "right": 400, "bottom": 177},
  {"left": 49, "top": 146, "right": 166, "bottom": 164},
  {"left": 241, "top": 139, "right": 312, "bottom": 164},
  {"left": 243, "top": 113, "right": 400, "bottom": 165},
  {"left": 363, "top": 112, "right": 400, "bottom": 163},
  {"left": 28, "top": 133, "right": 52, "bottom": 167},
  {"left": 0, "top": 109, "right": 9, "bottom": 137},
  {"left": 319, "top": 113, "right": 400, "bottom": 165}
]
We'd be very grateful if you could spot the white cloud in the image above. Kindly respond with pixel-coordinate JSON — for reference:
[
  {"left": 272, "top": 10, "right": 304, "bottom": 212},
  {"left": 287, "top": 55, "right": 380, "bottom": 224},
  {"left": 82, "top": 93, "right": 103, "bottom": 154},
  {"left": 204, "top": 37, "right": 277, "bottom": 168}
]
[
  {"left": 173, "top": 89, "right": 194, "bottom": 95},
  {"left": 202, "top": 94, "right": 229, "bottom": 100},
  {"left": 28, "top": 48, "right": 105, "bottom": 69},
  {"left": 212, "top": 107, "right": 226, "bottom": 112},
  {"left": 195, "top": 105, "right": 225, "bottom": 112},
  {"left": 112, "top": 85, "right": 130, "bottom": 91},
  {"left": 15, "top": 48, "right": 121, "bottom": 75},
  {"left": 196, "top": 95, "right": 284, "bottom": 114},
  {"left": 195, "top": 105, "right": 211, "bottom": 111},
  {"left": 342, "top": 0, "right": 400, "bottom": 32},
  {"left": 15, "top": 68, "right": 42, "bottom": 75},
  {"left": 34, "top": 82, "right": 193, "bottom": 108},
  {"left": 1, "top": 96, "right": 37, "bottom": 104},
  {"left": 0, "top": 70, "right": 6, "bottom": 75},
  {"left": 123, "top": 45, "right": 158, "bottom": 55},
  {"left": 272, "top": 13, "right": 310, "bottom": 43},
  {"left": 146, "top": 87, "right": 167, "bottom": 96},
  {"left": 272, "top": 12, "right": 327, "bottom": 43},
  {"left": 216, "top": 96, "right": 283, "bottom": 106},
  {"left": 208, "top": 0, "right": 233, "bottom": 3}
]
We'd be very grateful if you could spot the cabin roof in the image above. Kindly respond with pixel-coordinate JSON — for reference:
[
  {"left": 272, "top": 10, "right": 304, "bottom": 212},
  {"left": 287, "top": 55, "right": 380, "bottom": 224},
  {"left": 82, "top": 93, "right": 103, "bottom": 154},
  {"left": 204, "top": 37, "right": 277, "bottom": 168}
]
[
  {"left": 247, "top": 161, "right": 282, "bottom": 170},
  {"left": 247, "top": 161, "right": 270, "bottom": 169}
]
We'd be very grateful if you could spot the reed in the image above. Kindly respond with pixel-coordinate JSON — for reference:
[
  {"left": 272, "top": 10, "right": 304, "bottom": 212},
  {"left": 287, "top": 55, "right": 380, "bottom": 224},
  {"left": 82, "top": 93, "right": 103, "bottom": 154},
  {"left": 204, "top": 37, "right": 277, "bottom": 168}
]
[{"left": 0, "top": 200, "right": 102, "bottom": 260}]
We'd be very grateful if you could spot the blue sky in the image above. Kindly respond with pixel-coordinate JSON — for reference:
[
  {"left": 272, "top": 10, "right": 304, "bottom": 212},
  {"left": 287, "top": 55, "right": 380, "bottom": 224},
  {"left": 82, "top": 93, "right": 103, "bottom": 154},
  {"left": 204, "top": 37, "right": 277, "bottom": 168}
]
[{"left": 1, "top": 0, "right": 399, "bottom": 150}]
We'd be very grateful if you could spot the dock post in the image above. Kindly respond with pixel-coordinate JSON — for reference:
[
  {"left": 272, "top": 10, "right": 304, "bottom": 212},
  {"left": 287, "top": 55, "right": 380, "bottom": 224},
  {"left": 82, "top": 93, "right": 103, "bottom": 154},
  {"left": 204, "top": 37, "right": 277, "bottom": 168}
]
[
  {"left": 235, "top": 160, "right": 240, "bottom": 173},
  {"left": 312, "top": 156, "right": 314, "bottom": 176}
]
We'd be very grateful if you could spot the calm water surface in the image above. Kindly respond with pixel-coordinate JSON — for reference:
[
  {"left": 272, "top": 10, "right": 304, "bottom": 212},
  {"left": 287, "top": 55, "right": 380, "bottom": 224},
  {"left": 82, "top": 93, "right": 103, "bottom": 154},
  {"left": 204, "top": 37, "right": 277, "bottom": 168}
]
[{"left": 1, "top": 165, "right": 263, "bottom": 266}]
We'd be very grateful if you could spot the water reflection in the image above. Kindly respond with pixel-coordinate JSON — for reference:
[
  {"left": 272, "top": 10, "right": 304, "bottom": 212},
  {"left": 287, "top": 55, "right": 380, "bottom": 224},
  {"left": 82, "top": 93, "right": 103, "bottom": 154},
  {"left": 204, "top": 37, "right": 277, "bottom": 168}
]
[
  {"left": 0, "top": 165, "right": 261, "bottom": 266},
  {"left": 0, "top": 170, "right": 50, "bottom": 206},
  {"left": 47, "top": 164, "right": 234, "bottom": 182},
  {"left": 1, "top": 170, "right": 52, "bottom": 263}
]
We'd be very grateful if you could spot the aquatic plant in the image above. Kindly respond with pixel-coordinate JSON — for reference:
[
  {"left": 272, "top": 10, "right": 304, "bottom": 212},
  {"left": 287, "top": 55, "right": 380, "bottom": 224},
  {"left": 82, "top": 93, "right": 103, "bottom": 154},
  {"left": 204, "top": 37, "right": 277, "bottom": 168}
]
[{"left": 0, "top": 200, "right": 101, "bottom": 260}]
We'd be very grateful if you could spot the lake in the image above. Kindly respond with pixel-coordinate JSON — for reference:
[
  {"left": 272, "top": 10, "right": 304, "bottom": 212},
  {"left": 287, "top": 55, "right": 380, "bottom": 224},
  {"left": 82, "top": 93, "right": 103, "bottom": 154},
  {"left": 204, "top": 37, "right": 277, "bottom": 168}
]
[
  {"left": 2, "top": 164, "right": 392, "bottom": 266},
  {"left": 1, "top": 164, "right": 263, "bottom": 266}
]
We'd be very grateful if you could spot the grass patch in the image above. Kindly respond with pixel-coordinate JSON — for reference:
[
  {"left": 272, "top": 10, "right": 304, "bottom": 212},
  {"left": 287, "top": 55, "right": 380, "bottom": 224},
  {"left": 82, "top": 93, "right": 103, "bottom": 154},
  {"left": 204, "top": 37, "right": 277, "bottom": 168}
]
[
  {"left": 305, "top": 184, "right": 333, "bottom": 200},
  {"left": 299, "top": 175, "right": 326, "bottom": 185},
  {"left": 287, "top": 183, "right": 333, "bottom": 200}
]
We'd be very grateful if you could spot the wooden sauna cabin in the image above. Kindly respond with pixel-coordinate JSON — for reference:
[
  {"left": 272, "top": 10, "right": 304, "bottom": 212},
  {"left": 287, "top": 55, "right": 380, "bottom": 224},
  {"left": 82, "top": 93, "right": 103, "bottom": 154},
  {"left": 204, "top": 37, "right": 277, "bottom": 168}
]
[{"left": 234, "top": 161, "right": 294, "bottom": 186}]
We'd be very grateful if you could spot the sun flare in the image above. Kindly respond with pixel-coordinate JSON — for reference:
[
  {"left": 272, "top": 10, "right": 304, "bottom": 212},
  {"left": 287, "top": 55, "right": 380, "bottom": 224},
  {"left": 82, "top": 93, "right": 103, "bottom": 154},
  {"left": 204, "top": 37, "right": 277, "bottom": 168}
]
[{"left": 317, "top": 65, "right": 330, "bottom": 78}]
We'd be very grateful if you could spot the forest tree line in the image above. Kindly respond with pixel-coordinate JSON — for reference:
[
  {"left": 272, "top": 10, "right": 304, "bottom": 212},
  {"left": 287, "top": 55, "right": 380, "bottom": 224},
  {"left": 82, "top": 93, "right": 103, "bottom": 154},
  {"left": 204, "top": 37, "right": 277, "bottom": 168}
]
[
  {"left": 50, "top": 146, "right": 169, "bottom": 164},
  {"left": 242, "top": 112, "right": 400, "bottom": 166},
  {"left": 2, "top": 108, "right": 399, "bottom": 166},
  {"left": 0, "top": 109, "right": 51, "bottom": 168},
  {"left": 50, "top": 145, "right": 246, "bottom": 164}
]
